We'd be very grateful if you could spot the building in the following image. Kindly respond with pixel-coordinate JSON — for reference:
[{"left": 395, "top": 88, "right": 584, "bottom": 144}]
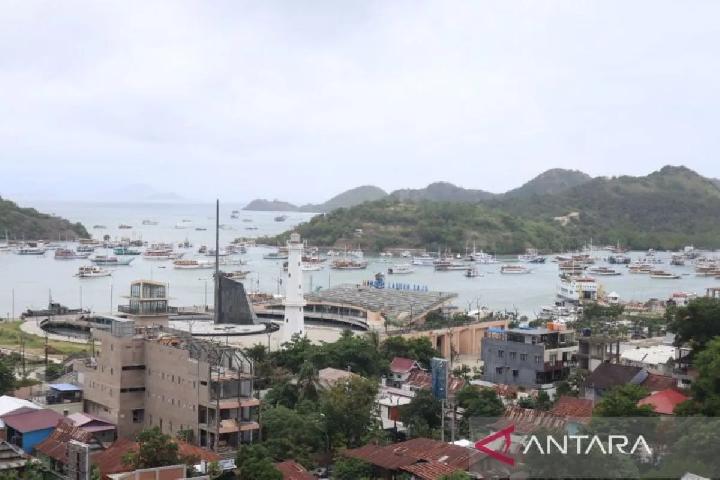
[
  {"left": 117, "top": 280, "right": 171, "bottom": 327},
  {"left": 583, "top": 363, "right": 677, "bottom": 402},
  {"left": 576, "top": 334, "right": 621, "bottom": 372},
  {"left": 0, "top": 396, "right": 40, "bottom": 440},
  {"left": 76, "top": 313, "right": 259, "bottom": 452},
  {"left": 0, "top": 440, "right": 30, "bottom": 474},
  {"left": 620, "top": 345, "right": 676, "bottom": 375},
  {"left": 281, "top": 233, "right": 306, "bottom": 344},
  {"left": 34, "top": 418, "right": 105, "bottom": 477},
  {"left": 481, "top": 326, "right": 577, "bottom": 387},
  {"left": 317, "top": 367, "right": 357, "bottom": 389},
  {"left": 388, "top": 357, "right": 421, "bottom": 387},
  {"left": 67, "top": 413, "right": 117, "bottom": 444},
  {"left": 1, "top": 408, "right": 63, "bottom": 453},
  {"left": 638, "top": 389, "right": 690, "bottom": 415},
  {"left": 275, "top": 460, "right": 315, "bottom": 480},
  {"left": 32, "top": 383, "right": 84, "bottom": 416}
]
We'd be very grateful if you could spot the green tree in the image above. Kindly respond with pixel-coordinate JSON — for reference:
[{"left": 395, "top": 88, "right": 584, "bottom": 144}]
[
  {"left": 316, "top": 330, "right": 388, "bottom": 377},
  {"left": 455, "top": 386, "right": 503, "bottom": 436},
  {"left": 122, "top": 427, "right": 181, "bottom": 469},
  {"left": 264, "top": 382, "right": 300, "bottom": 409},
  {"left": 0, "top": 360, "right": 15, "bottom": 395},
  {"left": 236, "top": 444, "right": 282, "bottom": 480},
  {"left": 399, "top": 389, "right": 442, "bottom": 438},
  {"left": 261, "top": 405, "right": 325, "bottom": 467},
  {"left": 380, "top": 336, "right": 439, "bottom": 369},
  {"left": 44, "top": 362, "right": 64, "bottom": 381},
  {"left": 675, "top": 336, "right": 720, "bottom": 416},
  {"left": 320, "top": 376, "right": 379, "bottom": 448},
  {"left": 331, "top": 456, "right": 372, "bottom": 480},
  {"left": 439, "top": 471, "right": 471, "bottom": 480},
  {"left": 593, "top": 385, "right": 655, "bottom": 417},
  {"left": 669, "top": 297, "right": 720, "bottom": 351}
]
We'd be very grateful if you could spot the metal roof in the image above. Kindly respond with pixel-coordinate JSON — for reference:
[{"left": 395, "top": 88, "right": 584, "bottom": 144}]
[{"left": 48, "top": 383, "right": 83, "bottom": 392}]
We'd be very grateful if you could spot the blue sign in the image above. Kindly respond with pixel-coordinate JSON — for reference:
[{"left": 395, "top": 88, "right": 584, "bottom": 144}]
[{"left": 431, "top": 357, "right": 448, "bottom": 400}]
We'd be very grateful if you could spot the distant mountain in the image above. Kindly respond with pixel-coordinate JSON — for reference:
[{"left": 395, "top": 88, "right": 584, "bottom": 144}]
[
  {"left": 265, "top": 165, "right": 720, "bottom": 253},
  {"left": 504, "top": 168, "right": 592, "bottom": 198},
  {"left": 299, "top": 185, "right": 388, "bottom": 212},
  {"left": 0, "top": 196, "right": 88, "bottom": 240},
  {"left": 390, "top": 182, "right": 495, "bottom": 203},
  {"left": 242, "top": 199, "right": 299, "bottom": 212},
  {"left": 106, "top": 183, "right": 191, "bottom": 203}
]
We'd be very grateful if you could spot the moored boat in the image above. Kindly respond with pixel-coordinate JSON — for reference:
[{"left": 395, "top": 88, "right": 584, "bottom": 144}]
[
  {"left": 118, "top": 224, "right": 133, "bottom": 229},
  {"left": 54, "top": 248, "right": 90, "bottom": 260},
  {"left": 173, "top": 259, "right": 214, "bottom": 270},
  {"left": 113, "top": 247, "right": 141, "bottom": 256},
  {"left": 76, "top": 265, "right": 112, "bottom": 278},
  {"left": 465, "top": 267, "right": 483, "bottom": 278},
  {"left": 387, "top": 264, "right": 414, "bottom": 275},
  {"left": 500, "top": 264, "right": 531, "bottom": 274},
  {"left": 588, "top": 266, "right": 622, "bottom": 276},
  {"left": 17, "top": 242, "right": 46, "bottom": 255},
  {"left": 331, "top": 259, "right": 368, "bottom": 270},
  {"left": 91, "top": 255, "right": 135, "bottom": 266},
  {"left": 650, "top": 270, "right": 680, "bottom": 279}
]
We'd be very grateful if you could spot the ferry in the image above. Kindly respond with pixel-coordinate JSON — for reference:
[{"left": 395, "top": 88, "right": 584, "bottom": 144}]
[
  {"left": 76, "top": 266, "right": 112, "bottom": 278},
  {"left": 113, "top": 247, "right": 141, "bottom": 256},
  {"left": 464, "top": 267, "right": 483, "bottom": 278},
  {"left": 588, "top": 266, "right": 622, "bottom": 276},
  {"left": 17, "top": 242, "right": 46, "bottom": 255},
  {"left": 387, "top": 264, "right": 414, "bottom": 275},
  {"left": 173, "top": 259, "right": 214, "bottom": 270},
  {"left": 500, "top": 264, "right": 531, "bottom": 274},
  {"left": 557, "top": 275, "right": 598, "bottom": 303},
  {"left": 331, "top": 259, "right": 368, "bottom": 270},
  {"left": 434, "top": 260, "right": 468, "bottom": 271},
  {"left": 650, "top": 270, "right": 680, "bottom": 279},
  {"left": 91, "top": 255, "right": 135, "bottom": 266},
  {"left": 412, "top": 254, "right": 436, "bottom": 266},
  {"left": 54, "top": 249, "right": 89, "bottom": 260}
]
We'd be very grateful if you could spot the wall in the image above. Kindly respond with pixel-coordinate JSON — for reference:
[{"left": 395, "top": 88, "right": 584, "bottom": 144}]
[
  {"left": 22, "top": 427, "right": 54, "bottom": 453},
  {"left": 481, "top": 337, "right": 544, "bottom": 386}
]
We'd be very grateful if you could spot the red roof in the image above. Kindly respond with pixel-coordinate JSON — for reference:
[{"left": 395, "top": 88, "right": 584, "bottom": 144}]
[
  {"left": 390, "top": 357, "right": 419, "bottom": 374},
  {"left": 1, "top": 408, "right": 63, "bottom": 433},
  {"left": 638, "top": 389, "right": 689, "bottom": 415},
  {"left": 344, "top": 437, "right": 476, "bottom": 472},
  {"left": 35, "top": 419, "right": 97, "bottom": 464},
  {"left": 401, "top": 461, "right": 463, "bottom": 480},
  {"left": 275, "top": 460, "right": 314, "bottom": 480},
  {"left": 92, "top": 437, "right": 220, "bottom": 478},
  {"left": 405, "top": 370, "right": 466, "bottom": 395},
  {"left": 550, "top": 396, "right": 593, "bottom": 419}
]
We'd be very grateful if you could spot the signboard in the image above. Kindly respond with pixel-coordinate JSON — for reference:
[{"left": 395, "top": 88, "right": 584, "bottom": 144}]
[{"left": 430, "top": 357, "right": 448, "bottom": 400}]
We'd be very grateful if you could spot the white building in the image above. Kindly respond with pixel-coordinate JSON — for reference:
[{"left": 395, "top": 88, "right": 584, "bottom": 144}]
[
  {"left": 281, "top": 233, "right": 306, "bottom": 344},
  {"left": 620, "top": 345, "right": 676, "bottom": 375}
]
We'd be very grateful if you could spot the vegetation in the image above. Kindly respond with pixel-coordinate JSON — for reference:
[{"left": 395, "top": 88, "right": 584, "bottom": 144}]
[
  {"left": 122, "top": 427, "right": 197, "bottom": 470},
  {"left": 244, "top": 185, "right": 388, "bottom": 213},
  {"left": 0, "top": 196, "right": 88, "bottom": 239},
  {"left": 668, "top": 297, "right": 720, "bottom": 352},
  {"left": 592, "top": 385, "right": 655, "bottom": 417},
  {"left": 331, "top": 457, "right": 373, "bottom": 480},
  {"left": 0, "top": 321, "right": 90, "bottom": 356},
  {"left": 503, "top": 168, "right": 592, "bottom": 198},
  {"left": 0, "top": 359, "right": 15, "bottom": 395},
  {"left": 399, "top": 389, "right": 442, "bottom": 438},
  {"left": 235, "top": 444, "right": 283, "bottom": 480},
  {"left": 674, "top": 337, "right": 720, "bottom": 416},
  {"left": 264, "top": 166, "right": 720, "bottom": 253}
]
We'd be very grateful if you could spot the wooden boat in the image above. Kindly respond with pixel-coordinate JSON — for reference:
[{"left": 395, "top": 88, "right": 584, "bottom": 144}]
[
  {"left": 501, "top": 264, "right": 531, "bottom": 274},
  {"left": 76, "top": 266, "right": 111, "bottom": 278},
  {"left": 91, "top": 255, "right": 134, "bottom": 266}
]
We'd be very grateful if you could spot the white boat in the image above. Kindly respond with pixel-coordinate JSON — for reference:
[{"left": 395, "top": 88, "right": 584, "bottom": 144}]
[
  {"left": 500, "top": 264, "right": 531, "bottom": 274},
  {"left": 331, "top": 259, "right": 368, "bottom": 270},
  {"left": 90, "top": 255, "right": 135, "bottom": 266},
  {"left": 464, "top": 267, "right": 483, "bottom": 278},
  {"left": 470, "top": 250, "right": 497, "bottom": 264},
  {"left": 174, "top": 220, "right": 193, "bottom": 229},
  {"left": 588, "top": 266, "right": 622, "bottom": 276},
  {"left": 76, "top": 265, "right": 111, "bottom": 278},
  {"left": 387, "top": 264, "right": 414, "bottom": 275},
  {"left": 173, "top": 259, "right": 214, "bottom": 270},
  {"left": 17, "top": 242, "right": 46, "bottom": 255},
  {"left": 301, "top": 263, "right": 323, "bottom": 272},
  {"left": 348, "top": 249, "right": 364, "bottom": 259},
  {"left": 54, "top": 249, "right": 90, "bottom": 260},
  {"left": 401, "top": 251, "right": 411, "bottom": 258},
  {"left": 557, "top": 275, "right": 598, "bottom": 303},
  {"left": 518, "top": 249, "right": 545, "bottom": 263},
  {"left": 412, "top": 254, "right": 435, "bottom": 266},
  {"left": 434, "top": 260, "right": 468, "bottom": 271},
  {"left": 650, "top": 270, "right": 680, "bottom": 279}
]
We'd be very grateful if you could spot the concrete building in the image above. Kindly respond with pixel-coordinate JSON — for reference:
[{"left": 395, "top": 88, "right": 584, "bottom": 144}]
[
  {"left": 481, "top": 326, "right": 577, "bottom": 387},
  {"left": 576, "top": 334, "right": 621, "bottom": 372},
  {"left": 76, "top": 280, "right": 260, "bottom": 453},
  {"left": 281, "top": 233, "right": 306, "bottom": 344}
]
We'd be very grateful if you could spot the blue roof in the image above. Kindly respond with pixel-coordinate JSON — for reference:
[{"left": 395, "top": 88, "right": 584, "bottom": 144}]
[
  {"left": 487, "top": 327, "right": 505, "bottom": 333},
  {"left": 48, "top": 383, "right": 83, "bottom": 392}
]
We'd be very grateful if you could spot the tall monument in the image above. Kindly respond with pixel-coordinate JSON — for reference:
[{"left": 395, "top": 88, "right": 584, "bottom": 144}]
[{"left": 281, "top": 233, "right": 306, "bottom": 343}]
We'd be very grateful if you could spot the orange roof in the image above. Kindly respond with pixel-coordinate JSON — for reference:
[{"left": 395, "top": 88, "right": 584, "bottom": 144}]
[
  {"left": 638, "top": 389, "right": 690, "bottom": 415},
  {"left": 275, "top": 460, "right": 314, "bottom": 480},
  {"left": 401, "top": 461, "right": 463, "bottom": 480},
  {"left": 550, "top": 396, "right": 593, "bottom": 420}
]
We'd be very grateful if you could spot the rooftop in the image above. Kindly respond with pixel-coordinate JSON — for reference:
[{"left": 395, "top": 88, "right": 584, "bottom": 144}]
[
  {"left": 275, "top": 460, "right": 315, "bottom": 480},
  {"left": 344, "top": 437, "right": 475, "bottom": 472},
  {"left": 585, "top": 363, "right": 644, "bottom": 390},
  {"left": 305, "top": 284, "right": 456, "bottom": 319},
  {"left": 638, "top": 389, "right": 690, "bottom": 415},
  {"left": 48, "top": 383, "right": 83, "bottom": 392},
  {"left": 390, "top": 357, "right": 420, "bottom": 374},
  {"left": 1, "top": 408, "right": 63, "bottom": 433},
  {"left": 550, "top": 396, "right": 593, "bottom": 419}
]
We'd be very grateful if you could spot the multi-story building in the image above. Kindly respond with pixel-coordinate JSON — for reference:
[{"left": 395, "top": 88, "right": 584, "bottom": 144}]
[
  {"left": 76, "top": 280, "right": 259, "bottom": 453},
  {"left": 576, "top": 334, "right": 621, "bottom": 372},
  {"left": 481, "top": 326, "right": 577, "bottom": 386}
]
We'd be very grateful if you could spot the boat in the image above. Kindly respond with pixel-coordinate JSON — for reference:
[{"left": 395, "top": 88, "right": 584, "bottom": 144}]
[
  {"left": 348, "top": 249, "right": 364, "bottom": 259},
  {"left": 331, "top": 259, "right": 368, "bottom": 270},
  {"left": 143, "top": 249, "right": 179, "bottom": 260},
  {"left": 223, "top": 271, "right": 250, "bottom": 281},
  {"left": 608, "top": 254, "right": 631, "bottom": 265},
  {"left": 205, "top": 248, "right": 231, "bottom": 257},
  {"left": 557, "top": 275, "right": 598, "bottom": 303},
  {"left": 274, "top": 215, "right": 288, "bottom": 222},
  {"left": 412, "top": 254, "right": 436, "bottom": 266},
  {"left": 173, "top": 259, "right": 214, "bottom": 270},
  {"left": 118, "top": 224, "right": 132, "bottom": 229},
  {"left": 434, "top": 260, "right": 468, "bottom": 271},
  {"left": 177, "top": 239, "right": 193, "bottom": 249},
  {"left": 245, "top": 226, "right": 258, "bottom": 230},
  {"left": 113, "top": 247, "right": 141, "bottom": 256},
  {"left": 76, "top": 265, "right": 112, "bottom": 278},
  {"left": 17, "top": 242, "right": 46, "bottom": 255},
  {"left": 301, "top": 263, "right": 324, "bottom": 272},
  {"left": 387, "top": 264, "right": 414, "bottom": 275},
  {"left": 230, "top": 212, "right": 240, "bottom": 219},
  {"left": 242, "top": 219, "right": 253, "bottom": 223},
  {"left": 558, "top": 262, "right": 587, "bottom": 275},
  {"left": 628, "top": 263, "right": 653, "bottom": 274},
  {"left": 91, "top": 255, "right": 135, "bottom": 266},
  {"left": 141, "top": 220, "right": 159, "bottom": 226},
  {"left": 195, "top": 227, "right": 208, "bottom": 231},
  {"left": 468, "top": 250, "right": 497, "bottom": 264},
  {"left": 670, "top": 255, "right": 686, "bottom": 266},
  {"left": 500, "top": 264, "right": 531, "bottom": 274},
  {"left": 537, "top": 304, "right": 580, "bottom": 323},
  {"left": 92, "top": 225, "right": 106, "bottom": 229},
  {"left": 464, "top": 267, "right": 483, "bottom": 278},
  {"left": 588, "top": 266, "right": 622, "bottom": 276},
  {"left": 650, "top": 270, "right": 680, "bottom": 279},
  {"left": 174, "top": 220, "right": 192, "bottom": 229},
  {"left": 263, "top": 249, "right": 289, "bottom": 260},
  {"left": 54, "top": 248, "right": 89, "bottom": 260},
  {"left": 76, "top": 245, "right": 96, "bottom": 253},
  {"left": 518, "top": 249, "right": 545, "bottom": 263}
]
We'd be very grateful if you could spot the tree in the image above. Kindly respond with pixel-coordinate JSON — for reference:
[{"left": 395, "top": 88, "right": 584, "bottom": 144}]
[
  {"left": 455, "top": 386, "right": 503, "bottom": 436},
  {"left": 332, "top": 457, "right": 372, "bottom": 480},
  {"left": 315, "top": 330, "right": 388, "bottom": 377},
  {"left": 0, "top": 360, "right": 15, "bottom": 395},
  {"left": 555, "top": 369, "right": 587, "bottom": 397},
  {"left": 123, "top": 427, "right": 181, "bottom": 469},
  {"left": 439, "top": 471, "right": 472, "bottom": 480},
  {"left": 236, "top": 444, "right": 282, "bottom": 480},
  {"left": 593, "top": 385, "right": 655, "bottom": 417},
  {"left": 380, "top": 336, "right": 439, "bottom": 369},
  {"left": 320, "top": 376, "right": 379, "bottom": 448},
  {"left": 668, "top": 297, "right": 720, "bottom": 351},
  {"left": 399, "top": 389, "right": 442, "bottom": 438},
  {"left": 261, "top": 405, "right": 325, "bottom": 466},
  {"left": 675, "top": 336, "right": 720, "bottom": 416}
]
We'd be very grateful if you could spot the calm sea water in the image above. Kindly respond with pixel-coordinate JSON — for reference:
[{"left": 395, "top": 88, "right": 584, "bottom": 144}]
[{"left": 0, "top": 201, "right": 717, "bottom": 319}]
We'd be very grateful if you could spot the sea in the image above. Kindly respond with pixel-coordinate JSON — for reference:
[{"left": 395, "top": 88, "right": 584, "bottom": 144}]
[{"left": 0, "top": 201, "right": 717, "bottom": 320}]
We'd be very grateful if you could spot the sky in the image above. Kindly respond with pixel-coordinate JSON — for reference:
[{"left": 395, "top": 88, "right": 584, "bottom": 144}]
[{"left": 1, "top": 0, "right": 720, "bottom": 204}]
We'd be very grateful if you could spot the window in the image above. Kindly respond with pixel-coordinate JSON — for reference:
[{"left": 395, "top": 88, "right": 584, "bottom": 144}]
[
  {"left": 497, "top": 350, "right": 504, "bottom": 358},
  {"left": 120, "top": 387, "right": 146, "bottom": 393},
  {"left": 549, "top": 354, "right": 558, "bottom": 364},
  {"left": 535, "top": 355, "right": 541, "bottom": 364},
  {"left": 495, "top": 367, "right": 503, "bottom": 375},
  {"left": 132, "top": 409, "right": 144, "bottom": 424},
  {"left": 512, "top": 369, "right": 519, "bottom": 378},
  {"left": 520, "top": 353, "right": 528, "bottom": 362},
  {"left": 509, "top": 352, "right": 517, "bottom": 360},
  {"left": 122, "top": 365, "right": 146, "bottom": 371}
]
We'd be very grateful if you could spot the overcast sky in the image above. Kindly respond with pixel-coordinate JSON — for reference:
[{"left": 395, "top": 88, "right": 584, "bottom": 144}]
[{"left": 1, "top": 1, "right": 719, "bottom": 204}]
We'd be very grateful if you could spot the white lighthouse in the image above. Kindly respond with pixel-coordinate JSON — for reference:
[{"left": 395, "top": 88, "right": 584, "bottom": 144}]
[{"left": 281, "top": 232, "right": 306, "bottom": 344}]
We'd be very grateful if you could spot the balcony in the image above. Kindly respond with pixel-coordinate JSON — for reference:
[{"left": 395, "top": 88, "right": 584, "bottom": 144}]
[{"left": 543, "top": 360, "right": 572, "bottom": 372}]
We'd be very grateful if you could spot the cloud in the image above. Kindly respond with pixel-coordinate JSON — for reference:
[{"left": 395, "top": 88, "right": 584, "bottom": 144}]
[{"left": 1, "top": 0, "right": 719, "bottom": 203}]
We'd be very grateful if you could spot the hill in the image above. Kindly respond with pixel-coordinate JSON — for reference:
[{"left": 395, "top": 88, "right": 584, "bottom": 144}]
[
  {"left": 299, "top": 185, "right": 388, "bottom": 212},
  {"left": 243, "top": 199, "right": 299, "bottom": 212},
  {"left": 390, "top": 182, "right": 495, "bottom": 203},
  {"left": 263, "top": 166, "right": 720, "bottom": 253},
  {"left": 0, "top": 197, "right": 88, "bottom": 240},
  {"left": 504, "top": 168, "right": 592, "bottom": 198}
]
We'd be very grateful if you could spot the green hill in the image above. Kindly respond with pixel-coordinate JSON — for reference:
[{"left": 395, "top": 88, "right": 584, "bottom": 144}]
[
  {"left": 504, "top": 168, "right": 592, "bottom": 198},
  {"left": 243, "top": 199, "right": 299, "bottom": 212},
  {"left": 299, "top": 185, "right": 387, "bottom": 212},
  {"left": 0, "top": 197, "right": 88, "bottom": 240},
  {"left": 264, "top": 166, "right": 720, "bottom": 253},
  {"left": 390, "top": 181, "right": 495, "bottom": 203}
]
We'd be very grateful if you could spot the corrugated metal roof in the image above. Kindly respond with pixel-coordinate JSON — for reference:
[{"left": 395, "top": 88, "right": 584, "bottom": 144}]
[
  {"left": 344, "top": 438, "right": 475, "bottom": 472},
  {"left": 48, "top": 383, "right": 83, "bottom": 392},
  {"left": 401, "top": 461, "right": 461, "bottom": 480},
  {"left": 275, "top": 460, "right": 315, "bottom": 480},
  {"left": 1, "top": 408, "right": 63, "bottom": 433}
]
